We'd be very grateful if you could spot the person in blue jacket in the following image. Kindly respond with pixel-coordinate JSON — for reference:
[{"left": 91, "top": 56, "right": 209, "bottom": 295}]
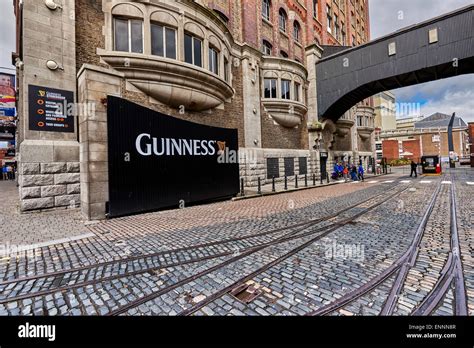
[
  {"left": 350, "top": 164, "right": 358, "bottom": 181},
  {"left": 358, "top": 163, "right": 365, "bottom": 181}
]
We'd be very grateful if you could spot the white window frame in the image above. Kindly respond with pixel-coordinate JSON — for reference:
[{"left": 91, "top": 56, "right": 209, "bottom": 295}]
[
  {"left": 326, "top": 6, "right": 332, "bottom": 33},
  {"left": 294, "top": 82, "right": 301, "bottom": 102},
  {"left": 264, "top": 78, "right": 277, "bottom": 98},
  {"left": 263, "top": 41, "right": 272, "bottom": 55},
  {"left": 209, "top": 46, "right": 219, "bottom": 75},
  {"left": 151, "top": 23, "right": 177, "bottom": 59},
  {"left": 294, "top": 22, "right": 301, "bottom": 42},
  {"left": 281, "top": 79, "right": 291, "bottom": 100},
  {"left": 185, "top": 33, "right": 203, "bottom": 67},
  {"left": 279, "top": 9, "right": 287, "bottom": 32},
  {"left": 114, "top": 17, "right": 144, "bottom": 53},
  {"left": 263, "top": 0, "right": 271, "bottom": 21}
]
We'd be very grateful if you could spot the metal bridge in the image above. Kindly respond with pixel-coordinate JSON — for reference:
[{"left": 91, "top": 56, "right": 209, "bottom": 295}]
[{"left": 316, "top": 5, "right": 474, "bottom": 121}]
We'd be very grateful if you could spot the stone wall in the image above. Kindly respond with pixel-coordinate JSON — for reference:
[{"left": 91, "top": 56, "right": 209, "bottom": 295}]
[
  {"left": 239, "top": 148, "right": 319, "bottom": 187},
  {"left": 20, "top": 162, "right": 80, "bottom": 211},
  {"left": 18, "top": 0, "right": 79, "bottom": 212}
]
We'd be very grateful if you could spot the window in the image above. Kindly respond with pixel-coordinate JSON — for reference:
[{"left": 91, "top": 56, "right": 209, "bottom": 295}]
[
  {"left": 114, "top": 18, "right": 143, "bottom": 53},
  {"left": 209, "top": 46, "right": 219, "bottom": 75},
  {"left": 326, "top": 6, "right": 332, "bottom": 33},
  {"left": 224, "top": 57, "right": 229, "bottom": 82},
  {"left": 294, "top": 82, "right": 301, "bottom": 102},
  {"left": 264, "top": 79, "right": 277, "bottom": 98},
  {"left": 313, "top": 0, "right": 318, "bottom": 18},
  {"left": 293, "top": 21, "right": 301, "bottom": 42},
  {"left": 279, "top": 9, "right": 287, "bottom": 32},
  {"left": 334, "top": 15, "right": 339, "bottom": 39},
  {"left": 151, "top": 24, "right": 176, "bottom": 59},
  {"left": 262, "top": 0, "right": 271, "bottom": 21},
  {"left": 184, "top": 33, "right": 202, "bottom": 67},
  {"left": 281, "top": 79, "right": 290, "bottom": 100},
  {"left": 341, "top": 24, "right": 346, "bottom": 44},
  {"left": 262, "top": 40, "right": 272, "bottom": 55},
  {"left": 280, "top": 50, "right": 288, "bottom": 58},
  {"left": 351, "top": 34, "right": 356, "bottom": 46}
]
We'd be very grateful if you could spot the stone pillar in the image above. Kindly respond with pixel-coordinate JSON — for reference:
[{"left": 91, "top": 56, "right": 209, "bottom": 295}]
[
  {"left": 241, "top": 45, "right": 262, "bottom": 149},
  {"left": 18, "top": 0, "right": 80, "bottom": 212},
  {"left": 77, "top": 64, "right": 123, "bottom": 220},
  {"left": 305, "top": 44, "right": 324, "bottom": 151}
]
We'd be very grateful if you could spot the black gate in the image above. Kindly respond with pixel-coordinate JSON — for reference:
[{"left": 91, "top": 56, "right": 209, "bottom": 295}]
[{"left": 107, "top": 96, "right": 240, "bottom": 217}]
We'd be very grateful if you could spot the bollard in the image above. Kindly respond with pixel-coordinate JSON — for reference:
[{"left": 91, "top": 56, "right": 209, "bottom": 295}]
[
  {"left": 295, "top": 175, "right": 298, "bottom": 188},
  {"left": 240, "top": 177, "right": 245, "bottom": 196},
  {"left": 326, "top": 172, "right": 330, "bottom": 184},
  {"left": 305, "top": 174, "right": 308, "bottom": 187},
  {"left": 284, "top": 175, "right": 288, "bottom": 190},
  {"left": 257, "top": 177, "right": 262, "bottom": 195},
  {"left": 272, "top": 176, "right": 276, "bottom": 192},
  {"left": 313, "top": 173, "right": 316, "bottom": 186}
]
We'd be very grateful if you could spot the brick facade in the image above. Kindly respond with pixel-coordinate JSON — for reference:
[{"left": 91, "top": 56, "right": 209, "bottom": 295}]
[
  {"left": 382, "top": 140, "right": 399, "bottom": 161},
  {"left": 402, "top": 139, "right": 421, "bottom": 162},
  {"left": 420, "top": 131, "right": 466, "bottom": 158}
]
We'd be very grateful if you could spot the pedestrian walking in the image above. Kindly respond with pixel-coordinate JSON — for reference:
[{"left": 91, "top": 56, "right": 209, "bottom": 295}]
[
  {"left": 410, "top": 160, "right": 418, "bottom": 178},
  {"left": 358, "top": 164, "right": 365, "bottom": 181},
  {"left": 2, "top": 165, "right": 8, "bottom": 181},
  {"left": 350, "top": 165, "right": 358, "bottom": 181},
  {"left": 6, "top": 165, "right": 13, "bottom": 180},
  {"left": 343, "top": 165, "right": 349, "bottom": 182}
]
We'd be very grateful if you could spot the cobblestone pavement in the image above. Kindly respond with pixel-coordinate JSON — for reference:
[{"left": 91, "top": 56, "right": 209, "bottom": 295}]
[
  {"left": 0, "top": 181, "right": 90, "bottom": 248},
  {"left": 0, "top": 169, "right": 472, "bottom": 316}
]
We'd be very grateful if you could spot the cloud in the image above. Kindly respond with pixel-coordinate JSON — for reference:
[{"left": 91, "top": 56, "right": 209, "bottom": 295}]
[
  {"left": 370, "top": 0, "right": 474, "bottom": 123},
  {"left": 0, "top": 0, "right": 16, "bottom": 70}
]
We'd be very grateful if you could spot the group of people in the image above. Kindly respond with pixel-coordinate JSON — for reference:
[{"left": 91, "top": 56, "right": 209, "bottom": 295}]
[
  {"left": 2, "top": 164, "right": 15, "bottom": 181},
  {"left": 332, "top": 162, "right": 364, "bottom": 182}
]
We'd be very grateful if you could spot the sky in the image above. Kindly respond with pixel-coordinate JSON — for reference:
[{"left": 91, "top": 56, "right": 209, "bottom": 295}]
[
  {"left": 369, "top": 0, "right": 474, "bottom": 122},
  {"left": 0, "top": 0, "right": 473, "bottom": 121},
  {"left": 0, "top": 0, "right": 15, "bottom": 74}
]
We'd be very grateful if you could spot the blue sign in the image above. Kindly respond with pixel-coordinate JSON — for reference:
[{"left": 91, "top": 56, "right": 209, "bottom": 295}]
[{"left": 0, "top": 107, "right": 15, "bottom": 117}]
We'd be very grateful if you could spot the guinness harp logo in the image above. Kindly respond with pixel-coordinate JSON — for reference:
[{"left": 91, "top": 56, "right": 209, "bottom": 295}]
[{"left": 217, "top": 141, "right": 226, "bottom": 155}]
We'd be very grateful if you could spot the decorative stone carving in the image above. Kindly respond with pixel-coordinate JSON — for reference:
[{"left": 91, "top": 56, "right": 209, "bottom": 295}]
[
  {"left": 263, "top": 100, "right": 308, "bottom": 128},
  {"left": 100, "top": 52, "right": 234, "bottom": 111},
  {"left": 261, "top": 57, "right": 308, "bottom": 128}
]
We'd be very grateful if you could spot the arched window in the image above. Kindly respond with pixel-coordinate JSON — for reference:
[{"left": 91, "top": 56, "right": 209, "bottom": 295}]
[
  {"left": 293, "top": 21, "right": 301, "bottom": 42},
  {"left": 280, "top": 50, "right": 288, "bottom": 58},
  {"left": 114, "top": 17, "right": 144, "bottom": 53},
  {"left": 262, "top": 40, "right": 272, "bottom": 55},
  {"left": 313, "top": 0, "right": 318, "bottom": 18},
  {"left": 279, "top": 9, "right": 287, "bottom": 32},
  {"left": 262, "top": 0, "right": 271, "bottom": 21}
]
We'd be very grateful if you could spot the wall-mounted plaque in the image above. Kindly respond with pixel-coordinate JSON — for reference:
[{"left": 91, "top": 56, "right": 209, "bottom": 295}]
[{"left": 28, "top": 85, "right": 74, "bottom": 133}]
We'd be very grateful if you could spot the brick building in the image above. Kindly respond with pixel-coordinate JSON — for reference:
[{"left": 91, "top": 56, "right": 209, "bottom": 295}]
[
  {"left": 380, "top": 113, "right": 470, "bottom": 164},
  {"left": 13, "top": 0, "right": 373, "bottom": 219}
]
